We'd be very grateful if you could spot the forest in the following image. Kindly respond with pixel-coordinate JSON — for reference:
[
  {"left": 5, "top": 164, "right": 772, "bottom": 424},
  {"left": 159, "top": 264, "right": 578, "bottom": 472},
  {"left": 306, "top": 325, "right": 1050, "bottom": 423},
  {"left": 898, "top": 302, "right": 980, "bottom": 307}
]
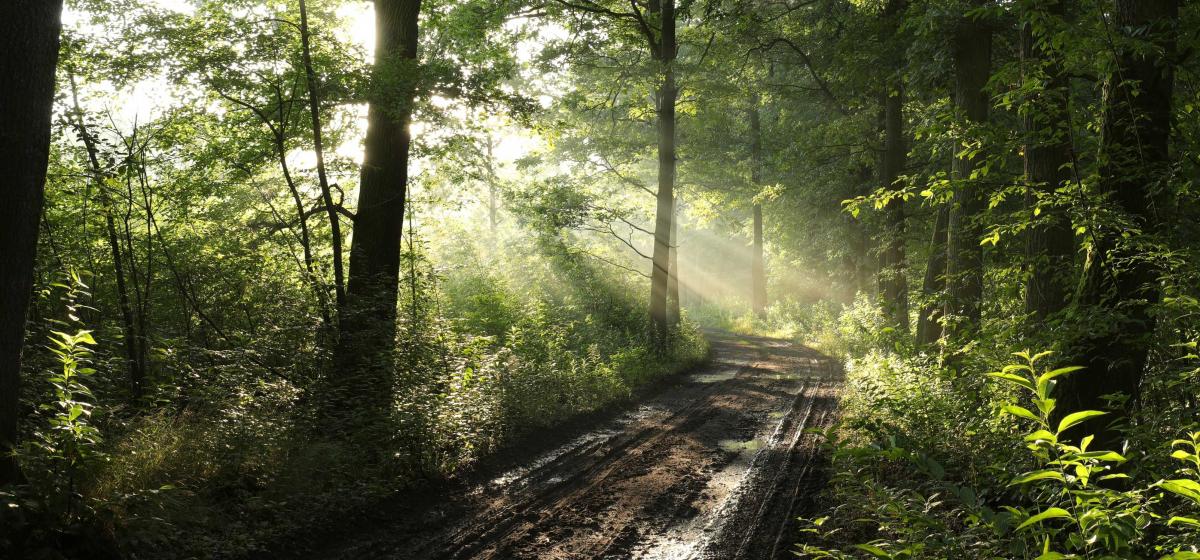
[{"left": 2, "top": 0, "right": 1200, "bottom": 558}]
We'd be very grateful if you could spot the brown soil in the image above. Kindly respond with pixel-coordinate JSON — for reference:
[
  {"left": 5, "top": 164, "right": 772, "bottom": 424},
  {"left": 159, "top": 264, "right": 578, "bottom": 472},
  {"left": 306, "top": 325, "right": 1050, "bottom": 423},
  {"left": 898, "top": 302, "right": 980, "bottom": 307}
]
[{"left": 293, "top": 331, "right": 841, "bottom": 560}]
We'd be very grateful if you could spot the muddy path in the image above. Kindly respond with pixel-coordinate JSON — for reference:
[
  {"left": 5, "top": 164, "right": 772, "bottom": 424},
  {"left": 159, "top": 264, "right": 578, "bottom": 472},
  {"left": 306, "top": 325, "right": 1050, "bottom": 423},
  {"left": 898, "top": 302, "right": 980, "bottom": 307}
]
[{"left": 296, "top": 331, "right": 841, "bottom": 560}]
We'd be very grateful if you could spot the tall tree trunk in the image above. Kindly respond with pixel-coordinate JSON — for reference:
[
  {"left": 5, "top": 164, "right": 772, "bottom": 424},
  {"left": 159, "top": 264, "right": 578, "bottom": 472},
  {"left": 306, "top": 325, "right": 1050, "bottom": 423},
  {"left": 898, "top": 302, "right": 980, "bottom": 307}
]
[
  {"left": 299, "top": 0, "right": 347, "bottom": 314},
  {"left": 69, "top": 74, "right": 146, "bottom": 401},
  {"left": 851, "top": 165, "right": 875, "bottom": 297},
  {"left": 878, "top": 92, "right": 908, "bottom": 330},
  {"left": 0, "top": 0, "right": 64, "bottom": 486},
  {"left": 668, "top": 196, "right": 680, "bottom": 325},
  {"left": 877, "top": 0, "right": 909, "bottom": 332},
  {"left": 273, "top": 120, "right": 332, "bottom": 327},
  {"left": 1058, "top": 0, "right": 1177, "bottom": 445},
  {"left": 749, "top": 102, "right": 767, "bottom": 317},
  {"left": 132, "top": 154, "right": 156, "bottom": 397},
  {"left": 485, "top": 137, "right": 499, "bottom": 233},
  {"left": 751, "top": 204, "right": 766, "bottom": 315},
  {"left": 1020, "top": 1, "right": 1075, "bottom": 322},
  {"left": 648, "top": 0, "right": 677, "bottom": 347},
  {"left": 944, "top": 3, "right": 991, "bottom": 342},
  {"left": 916, "top": 205, "right": 949, "bottom": 345},
  {"left": 332, "top": 0, "right": 422, "bottom": 420}
]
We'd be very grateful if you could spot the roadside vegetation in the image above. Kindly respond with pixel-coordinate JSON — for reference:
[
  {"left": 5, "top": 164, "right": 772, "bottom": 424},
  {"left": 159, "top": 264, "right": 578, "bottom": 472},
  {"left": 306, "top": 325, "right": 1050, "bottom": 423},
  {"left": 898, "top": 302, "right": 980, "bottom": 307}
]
[{"left": 4, "top": 0, "right": 1200, "bottom": 558}]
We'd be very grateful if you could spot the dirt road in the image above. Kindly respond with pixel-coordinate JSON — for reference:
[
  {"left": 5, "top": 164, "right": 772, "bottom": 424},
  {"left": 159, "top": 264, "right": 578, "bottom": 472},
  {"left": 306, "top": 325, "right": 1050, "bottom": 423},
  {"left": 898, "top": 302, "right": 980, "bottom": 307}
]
[{"left": 299, "top": 332, "right": 841, "bottom": 560}]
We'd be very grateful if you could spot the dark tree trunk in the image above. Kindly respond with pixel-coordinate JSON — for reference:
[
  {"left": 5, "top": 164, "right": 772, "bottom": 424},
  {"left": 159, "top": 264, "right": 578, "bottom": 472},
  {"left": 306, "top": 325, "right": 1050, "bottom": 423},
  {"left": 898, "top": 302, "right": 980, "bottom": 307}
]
[
  {"left": 876, "top": 0, "right": 909, "bottom": 332},
  {"left": 944, "top": 4, "right": 991, "bottom": 341},
  {"left": 1020, "top": 1, "right": 1075, "bottom": 322},
  {"left": 332, "top": 0, "right": 422, "bottom": 419},
  {"left": 69, "top": 74, "right": 146, "bottom": 401},
  {"left": 1058, "top": 0, "right": 1177, "bottom": 445},
  {"left": 299, "top": 0, "right": 347, "bottom": 314},
  {"left": 648, "top": 0, "right": 677, "bottom": 346},
  {"left": 749, "top": 103, "right": 767, "bottom": 317},
  {"left": 274, "top": 118, "right": 332, "bottom": 327},
  {"left": 851, "top": 165, "right": 875, "bottom": 297},
  {"left": 0, "top": 0, "right": 64, "bottom": 486},
  {"left": 916, "top": 205, "right": 949, "bottom": 345},
  {"left": 878, "top": 88, "right": 908, "bottom": 332}
]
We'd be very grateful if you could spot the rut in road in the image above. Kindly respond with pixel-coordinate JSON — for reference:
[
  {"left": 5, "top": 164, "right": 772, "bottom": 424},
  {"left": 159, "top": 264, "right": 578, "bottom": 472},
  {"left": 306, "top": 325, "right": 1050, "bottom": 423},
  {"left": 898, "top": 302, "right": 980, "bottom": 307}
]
[{"left": 295, "top": 331, "right": 841, "bottom": 560}]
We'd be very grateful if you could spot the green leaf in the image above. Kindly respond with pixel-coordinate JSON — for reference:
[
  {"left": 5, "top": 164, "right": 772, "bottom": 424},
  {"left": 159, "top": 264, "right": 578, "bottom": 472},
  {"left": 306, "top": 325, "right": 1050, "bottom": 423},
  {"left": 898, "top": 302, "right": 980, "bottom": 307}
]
[
  {"left": 1017, "top": 507, "right": 1074, "bottom": 531},
  {"left": 1074, "top": 450, "right": 1125, "bottom": 462},
  {"left": 1160, "top": 553, "right": 1200, "bottom": 560},
  {"left": 1167, "top": 516, "right": 1200, "bottom": 528},
  {"left": 1010, "top": 470, "right": 1064, "bottom": 486},
  {"left": 1057, "top": 411, "right": 1106, "bottom": 435},
  {"left": 988, "top": 372, "right": 1034, "bottom": 392},
  {"left": 1035, "top": 398, "right": 1057, "bottom": 417},
  {"left": 1037, "top": 366, "right": 1083, "bottom": 397},
  {"left": 1031, "top": 350, "right": 1055, "bottom": 364},
  {"left": 1162, "top": 479, "right": 1200, "bottom": 504},
  {"left": 853, "top": 544, "right": 892, "bottom": 558},
  {"left": 1025, "top": 430, "right": 1058, "bottom": 445},
  {"left": 1002, "top": 405, "right": 1040, "bottom": 422}
]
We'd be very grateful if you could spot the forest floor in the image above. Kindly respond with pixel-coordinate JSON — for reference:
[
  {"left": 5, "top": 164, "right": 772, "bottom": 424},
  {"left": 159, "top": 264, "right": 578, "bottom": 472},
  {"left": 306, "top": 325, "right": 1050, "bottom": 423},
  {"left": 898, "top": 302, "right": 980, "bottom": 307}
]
[{"left": 289, "top": 331, "right": 841, "bottom": 560}]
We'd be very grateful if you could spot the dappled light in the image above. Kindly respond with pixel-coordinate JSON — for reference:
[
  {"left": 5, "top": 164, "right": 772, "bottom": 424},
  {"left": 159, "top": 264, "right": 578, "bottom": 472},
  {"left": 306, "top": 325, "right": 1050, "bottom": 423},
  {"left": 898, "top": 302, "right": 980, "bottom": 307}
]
[{"left": 2, "top": 0, "right": 1200, "bottom": 559}]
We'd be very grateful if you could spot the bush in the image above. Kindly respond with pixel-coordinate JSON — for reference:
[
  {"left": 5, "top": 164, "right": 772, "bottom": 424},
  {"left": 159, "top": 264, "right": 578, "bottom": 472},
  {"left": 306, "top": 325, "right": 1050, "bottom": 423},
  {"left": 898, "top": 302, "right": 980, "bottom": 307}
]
[{"left": 798, "top": 348, "right": 1200, "bottom": 559}]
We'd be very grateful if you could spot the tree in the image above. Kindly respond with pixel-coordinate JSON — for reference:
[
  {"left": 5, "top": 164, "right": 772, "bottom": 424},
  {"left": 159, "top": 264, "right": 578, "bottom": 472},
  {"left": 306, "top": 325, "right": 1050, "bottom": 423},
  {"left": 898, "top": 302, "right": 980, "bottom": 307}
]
[
  {"left": 750, "top": 101, "right": 768, "bottom": 317},
  {"left": 1020, "top": 0, "right": 1075, "bottom": 322},
  {"left": 67, "top": 70, "right": 148, "bottom": 400},
  {"left": 647, "top": 0, "right": 680, "bottom": 344},
  {"left": 0, "top": 0, "right": 65, "bottom": 485},
  {"left": 1058, "top": 0, "right": 1178, "bottom": 444},
  {"left": 915, "top": 206, "right": 948, "bottom": 345},
  {"left": 332, "top": 0, "right": 423, "bottom": 418},
  {"left": 299, "top": 0, "right": 347, "bottom": 314},
  {"left": 944, "top": 1, "right": 991, "bottom": 341},
  {"left": 877, "top": 0, "right": 910, "bottom": 333}
]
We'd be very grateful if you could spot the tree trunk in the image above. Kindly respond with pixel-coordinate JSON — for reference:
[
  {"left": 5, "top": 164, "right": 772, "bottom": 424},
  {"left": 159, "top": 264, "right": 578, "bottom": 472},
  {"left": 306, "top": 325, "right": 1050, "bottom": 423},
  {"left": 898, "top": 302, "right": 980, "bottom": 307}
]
[
  {"left": 273, "top": 121, "right": 331, "bottom": 327},
  {"left": 851, "top": 165, "right": 875, "bottom": 297},
  {"left": 944, "top": 4, "right": 991, "bottom": 342},
  {"left": 751, "top": 204, "right": 766, "bottom": 315},
  {"left": 878, "top": 88, "right": 908, "bottom": 332},
  {"left": 648, "top": 0, "right": 677, "bottom": 347},
  {"left": 0, "top": 0, "right": 64, "bottom": 486},
  {"left": 749, "top": 102, "right": 767, "bottom": 317},
  {"left": 1058, "top": 0, "right": 1177, "bottom": 445},
  {"left": 668, "top": 196, "right": 680, "bottom": 325},
  {"left": 1020, "top": 1, "right": 1075, "bottom": 322},
  {"left": 915, "top": 205, "right": 949, "bottom": 345},
  {"left": 69, "top": 73, "right": 146, "bottom": 401},
  {"left": 299, "top": 0, "right": 347, "bottom": 314},
  {"left": 332, "top": 0, "right": 422, "bottom": 420},
  {"left": 876, "top": 0, "right": 909, "bottom": 332},
  {"left": 486, "top": 137, "right": 499, "bottom": 233}
]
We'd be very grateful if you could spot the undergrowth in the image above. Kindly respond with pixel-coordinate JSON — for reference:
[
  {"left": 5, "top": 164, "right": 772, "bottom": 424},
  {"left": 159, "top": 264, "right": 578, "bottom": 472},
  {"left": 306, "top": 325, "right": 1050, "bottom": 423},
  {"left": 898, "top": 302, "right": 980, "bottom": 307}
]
[
  {"left": 778, "top": 297, "right": 1200, "bottom": 559},
  {"left": 2, "top": 241, "right": 708, "bottom": 559}
]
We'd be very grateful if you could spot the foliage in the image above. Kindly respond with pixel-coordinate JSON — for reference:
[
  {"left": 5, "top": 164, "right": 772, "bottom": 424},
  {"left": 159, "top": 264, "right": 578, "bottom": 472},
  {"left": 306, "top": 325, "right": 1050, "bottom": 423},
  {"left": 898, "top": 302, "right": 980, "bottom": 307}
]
[{"left": 797, "top": 345, "right": 1200, "bottom": 560}]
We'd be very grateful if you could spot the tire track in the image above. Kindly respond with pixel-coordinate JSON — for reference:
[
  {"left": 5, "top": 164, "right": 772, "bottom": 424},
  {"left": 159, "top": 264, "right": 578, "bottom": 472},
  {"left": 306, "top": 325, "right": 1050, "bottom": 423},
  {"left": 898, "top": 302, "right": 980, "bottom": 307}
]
[{"left": 294, "top": 332, "right": 841, "bottom": 560}]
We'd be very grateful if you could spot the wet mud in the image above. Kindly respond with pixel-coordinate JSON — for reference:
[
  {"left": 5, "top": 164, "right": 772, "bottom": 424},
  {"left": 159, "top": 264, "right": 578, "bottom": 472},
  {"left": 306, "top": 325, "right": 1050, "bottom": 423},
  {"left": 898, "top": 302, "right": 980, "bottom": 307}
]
[{"left": 294, "top": 331, "right": 841, "bottom": 560}]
